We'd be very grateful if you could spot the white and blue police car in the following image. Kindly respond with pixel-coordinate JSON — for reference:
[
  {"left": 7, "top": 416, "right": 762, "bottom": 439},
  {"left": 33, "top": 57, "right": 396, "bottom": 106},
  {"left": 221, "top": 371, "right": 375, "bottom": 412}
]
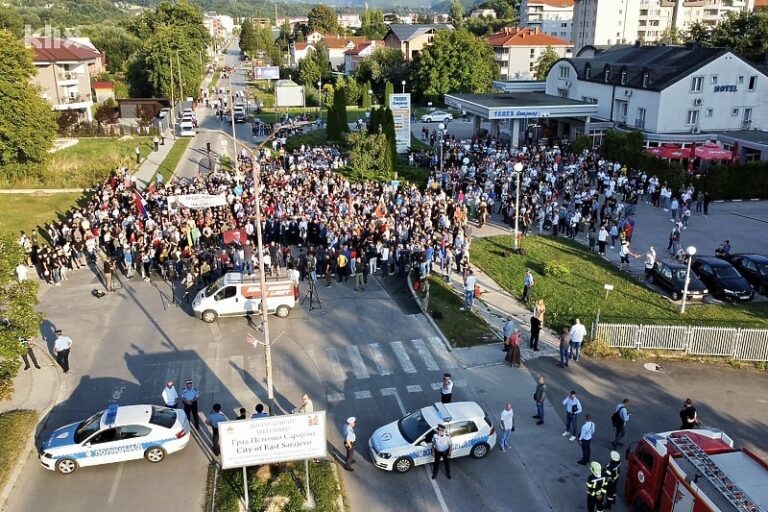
[
  {"left": 368, "top": 401, "right": 496, "bottom": 473},
  {"left": 39, "top": 404, "right": 191, "bottom": 474}
]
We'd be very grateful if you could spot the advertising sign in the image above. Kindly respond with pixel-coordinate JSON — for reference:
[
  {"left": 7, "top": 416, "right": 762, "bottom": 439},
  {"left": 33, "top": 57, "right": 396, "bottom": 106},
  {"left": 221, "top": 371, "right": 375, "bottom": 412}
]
[
  {"left": 276, "top": 81, "right": 305, "bottom": 108},
  {"left": 253, "top": 66, "right": 280, "bottom": 80},
  {"left": 168, "top": 194, "right": 227, "bottom": 210},
  {"left": 389, "top": 93, "right": 411, "bottom": 154},
  {"left": 219, "top": 412, "right": 327, "bottom": 469}
]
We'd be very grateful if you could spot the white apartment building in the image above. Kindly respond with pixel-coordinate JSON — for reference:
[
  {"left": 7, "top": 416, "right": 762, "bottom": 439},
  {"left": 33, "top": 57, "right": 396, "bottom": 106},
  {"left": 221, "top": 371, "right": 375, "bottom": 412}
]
[
  {"left": 572, "top": 0, "right": 642, "bottom": 52},
  {"left": 488, "top": 27, "right": 572, "bottom": 80},
  {"left": 520, "top": 0, "right": 575, "bottom": 40},
  {"left": 638, "top": 0, "right": 754, "bottom": 42}
]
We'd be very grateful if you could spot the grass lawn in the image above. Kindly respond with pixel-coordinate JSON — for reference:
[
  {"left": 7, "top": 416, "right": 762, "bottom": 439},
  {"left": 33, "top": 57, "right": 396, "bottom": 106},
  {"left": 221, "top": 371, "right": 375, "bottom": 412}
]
[
  {"left": 0, "top": 137, "right": 153, "bottom": 189},
  {"left": 209, "top": 69, "right": 221, "bottom": 93},
  {"left": 471, "top": 235, "right": 768, "bottom": 332},
  {"left": 425, "top": 275, "right": 498, "bottom": 347},
  {"left": 207, "top": 460, "right": 343, "bottom": 512},
  {"left": 154, "top": 137, "right": 191, "bottom": 182},
  {"left": 0, "top": 192, "right": 87, "bottom": 237},
  {"left": 0, "top": 410, "right": 38, "bottom": 490}
]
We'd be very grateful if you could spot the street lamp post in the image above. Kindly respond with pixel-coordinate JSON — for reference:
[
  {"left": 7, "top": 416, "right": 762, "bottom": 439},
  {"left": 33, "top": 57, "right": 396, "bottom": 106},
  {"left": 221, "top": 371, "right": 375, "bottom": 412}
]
[
  {"left": 438, "top": 122, "right": 445, "bottom": 175},
  {"left": 680, "top": 245, "right": 697, "bottom": 314},
  {"left": 317, "top": 80, "right": 322, "bottom": 118},
  {"left": 513, "top": 162, "right": 523, "bottom": 250},
  {"left": 401, "top": 80, "right": 406, "bottom": 93}
]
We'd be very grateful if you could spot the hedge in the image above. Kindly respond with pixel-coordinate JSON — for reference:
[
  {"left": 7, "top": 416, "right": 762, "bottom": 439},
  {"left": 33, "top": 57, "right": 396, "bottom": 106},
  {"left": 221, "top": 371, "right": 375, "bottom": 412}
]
[{"left": 697, "top": 161, "right": 768, "bottom": 199}]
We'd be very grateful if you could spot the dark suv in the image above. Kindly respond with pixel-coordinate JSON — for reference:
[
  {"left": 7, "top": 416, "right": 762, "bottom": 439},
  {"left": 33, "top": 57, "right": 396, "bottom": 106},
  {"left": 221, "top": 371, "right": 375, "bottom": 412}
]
[
  {"left": 727, "top": 254, "right": 768, "bottom": 295},
  {"left": 647, "top": 259, "right": 708, "bottom": 301},
  {"left": 691, "top": 256, "right": 754, "bottom": 301}
]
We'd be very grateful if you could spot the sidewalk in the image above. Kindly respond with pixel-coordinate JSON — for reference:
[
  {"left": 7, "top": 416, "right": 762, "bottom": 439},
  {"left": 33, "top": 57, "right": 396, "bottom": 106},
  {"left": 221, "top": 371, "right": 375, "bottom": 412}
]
[{"left": 132, "top": 133, "right": 176, "bottom": 190}]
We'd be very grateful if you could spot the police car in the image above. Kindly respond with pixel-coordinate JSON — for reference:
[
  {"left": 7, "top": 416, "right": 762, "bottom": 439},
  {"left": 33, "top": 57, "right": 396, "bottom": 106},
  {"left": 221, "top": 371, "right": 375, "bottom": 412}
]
[
  {"left": 368, "top": 401, "right": 496, "bottom": 473},
  {"left": 39, "top": 404, "right": 191, "bottom": 474}
]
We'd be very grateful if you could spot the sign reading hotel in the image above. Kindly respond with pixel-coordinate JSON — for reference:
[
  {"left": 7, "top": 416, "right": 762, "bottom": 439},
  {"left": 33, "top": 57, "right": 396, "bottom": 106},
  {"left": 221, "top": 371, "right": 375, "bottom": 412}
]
[
  {"left": 389, "top": 93, "right": 411, "bottom": 154},
  {"left": 219, "top": 412, "right": 327, "bottom": 469}
]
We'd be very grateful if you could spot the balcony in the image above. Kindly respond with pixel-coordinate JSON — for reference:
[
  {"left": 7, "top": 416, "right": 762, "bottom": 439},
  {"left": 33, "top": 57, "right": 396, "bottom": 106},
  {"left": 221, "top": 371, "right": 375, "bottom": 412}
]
[
  {"left": 51, "top": 94, "right": 93, "bottom": 110},
  {"left": 57, "top": 72, "right": 81, "bottom": 85}
]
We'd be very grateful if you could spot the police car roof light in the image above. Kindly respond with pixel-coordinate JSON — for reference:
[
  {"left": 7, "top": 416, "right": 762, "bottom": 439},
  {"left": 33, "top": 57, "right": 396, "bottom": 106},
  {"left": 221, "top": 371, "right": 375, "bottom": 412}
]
[
  {"left": 433, "top": 403, "right": 452, "bottom": 423},
  {"left": 105, "top": 403, "right": 119, "bottom": 426}
]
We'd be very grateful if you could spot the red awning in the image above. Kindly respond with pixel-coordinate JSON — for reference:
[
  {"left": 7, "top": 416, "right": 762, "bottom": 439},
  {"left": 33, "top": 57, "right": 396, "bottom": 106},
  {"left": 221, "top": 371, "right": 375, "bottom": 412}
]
[
  {"left": 645, "top": 144, "right": 692, "bottom": 159},
  {"left": 694, "top": 143, "right": 733, "bottom": 160}
]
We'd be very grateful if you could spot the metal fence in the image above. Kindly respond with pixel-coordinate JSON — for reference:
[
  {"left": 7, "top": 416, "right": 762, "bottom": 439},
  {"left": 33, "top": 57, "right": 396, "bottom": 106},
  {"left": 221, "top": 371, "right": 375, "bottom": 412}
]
[{"left": 594, "top": 323, "right": 768, "bottom": 361}]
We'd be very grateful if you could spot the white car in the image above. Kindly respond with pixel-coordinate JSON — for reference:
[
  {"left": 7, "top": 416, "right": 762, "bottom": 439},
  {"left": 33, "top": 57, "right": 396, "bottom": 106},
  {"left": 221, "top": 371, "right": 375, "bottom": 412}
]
[
  {"left": 368, "top": 401, "right": 496, "bottom": 473},
  {"left": 178, "top": 121, "right": 195, "bottom": 137},
  {"left": 39, "top": 404, "right": 191, "bottom": 474},
  {"left": 421, "top": 111, "right": 453, "bottom": 123}
]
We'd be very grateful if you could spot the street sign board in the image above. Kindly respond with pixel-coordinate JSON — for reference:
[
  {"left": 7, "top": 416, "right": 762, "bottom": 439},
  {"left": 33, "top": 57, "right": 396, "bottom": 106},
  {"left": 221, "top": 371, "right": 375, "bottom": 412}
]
[
  {"left": 219, "top": 412, "right": 327, "bottom": 469},
  {"left": 389, "top": 93, "right": 411, "bottom": 154},
  {"left": 253, "top": 66, "right": 280, "bottom": 80}
]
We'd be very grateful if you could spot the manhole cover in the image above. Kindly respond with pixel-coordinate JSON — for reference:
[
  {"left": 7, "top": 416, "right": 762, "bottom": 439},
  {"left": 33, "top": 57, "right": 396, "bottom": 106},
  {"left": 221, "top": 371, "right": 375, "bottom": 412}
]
[{"left": 643, "top": 362, "right": 663, "bottom": 372}]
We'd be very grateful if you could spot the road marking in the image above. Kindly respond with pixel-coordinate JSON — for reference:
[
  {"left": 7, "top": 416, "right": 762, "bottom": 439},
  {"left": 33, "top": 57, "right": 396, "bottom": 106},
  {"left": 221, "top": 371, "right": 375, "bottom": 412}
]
[
  {"left": 389, "top": 341, "right": 417, "bottom": 374},
  {"left": 354, "top": 390, "right": 372, "bottom": 399},
  {"left": 327, "top": 392, "right": 344, "bottom": 402},
  {"left": 428, "top": 337, "right": 458, "bottom": 369},
  {"left": 347, "top": 346, "right": 370, "bottom": 379},
  {"left": 411, "top": 338, "right": 440, "bottom": 371},
  {"left": 381, "top": 388, "right": 406, "bottom": 415},
  {"left": 367, "top": 343, "right": 391, "bottom": 376},
  {"left": 325, "top": 348, "right": 346, "bottom": 381},
  {"left": 107, "top": 462, "right": 124, "bottom": 503},
  {"left": 431, "top": 383, "right": 442, "bottom": 390},
  {"left": 406, "top": 385, "right": 422, "bottom": 393}
]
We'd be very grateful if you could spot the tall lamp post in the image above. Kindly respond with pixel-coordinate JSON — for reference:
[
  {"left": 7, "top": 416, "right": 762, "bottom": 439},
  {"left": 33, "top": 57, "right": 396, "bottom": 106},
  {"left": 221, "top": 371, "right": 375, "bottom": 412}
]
[
  {"left": 680, "top": 245, "right": 697, "bottom": 314},
  {"left": 513, "top": 162, "right": 523, "bottom": 250},
  {"left": 438, "top": 122, "right": 446, "bottom": 175},
  {"left": 401, "top": 80, "right": 406, "bottom": 93},
  {"left": 317, "top": 80, "right": 322, "bottom": 118}
]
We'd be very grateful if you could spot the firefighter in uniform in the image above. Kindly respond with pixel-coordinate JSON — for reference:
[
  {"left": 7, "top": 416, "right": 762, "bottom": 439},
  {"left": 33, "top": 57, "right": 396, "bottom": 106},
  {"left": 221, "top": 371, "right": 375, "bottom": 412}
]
[
  {"left": 587, "top": 461, "right": 607, "bottom": 512},
  {"left": 604, "top": 450, "right": 621, "bottom": 509}
]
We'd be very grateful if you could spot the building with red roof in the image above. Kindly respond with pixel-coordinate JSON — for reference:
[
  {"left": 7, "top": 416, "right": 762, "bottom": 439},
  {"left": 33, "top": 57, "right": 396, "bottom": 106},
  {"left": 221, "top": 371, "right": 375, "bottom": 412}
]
[{"left": 487, "top": 27, "right": 572, "bottom": 80}]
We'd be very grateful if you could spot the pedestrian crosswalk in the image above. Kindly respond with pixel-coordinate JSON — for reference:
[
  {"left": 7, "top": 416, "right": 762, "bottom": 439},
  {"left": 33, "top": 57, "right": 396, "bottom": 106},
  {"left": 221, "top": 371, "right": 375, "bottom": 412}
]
[{"left": 139, "top": 336, "right": 464, "bottom": 406}]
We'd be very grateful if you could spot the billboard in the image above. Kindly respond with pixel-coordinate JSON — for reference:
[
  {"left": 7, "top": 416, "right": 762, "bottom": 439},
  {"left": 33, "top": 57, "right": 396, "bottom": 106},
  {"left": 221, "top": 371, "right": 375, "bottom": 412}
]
[
  {"left": 389, "top": 93, "right": 411, "bottom": 154},
  {"left": 276, "top": 80, "right": 305, "bottom": 108},
  {"left": 253, "top": 66, "right": 280, "bottom": 80},
  {"left": 219, "top": 412, "right": 327, "bottom": 469}
]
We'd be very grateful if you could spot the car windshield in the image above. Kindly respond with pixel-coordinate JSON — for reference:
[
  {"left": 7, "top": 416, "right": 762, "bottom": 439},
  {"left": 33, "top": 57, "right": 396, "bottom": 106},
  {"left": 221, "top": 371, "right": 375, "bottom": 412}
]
[
  {"left": 204, "top": 278, "right": 224, "bottom": 297},
  {"left": 397, "top": 410, "right": 432, "bottom": 444},
  {"left": 74, "top": 411, "right": 104, "bottom": 444},
  {"left": 714, "top": 266, "right": 741, "bottom": 279},
  {"left": 672, "top": 269, "right": 688, "bottom": 281},
  {"left": 757, "top": 263, "right": 768, "bottom": 276},
  {"left": 149, "top": 406, "right": 177, "bottom": 428}
]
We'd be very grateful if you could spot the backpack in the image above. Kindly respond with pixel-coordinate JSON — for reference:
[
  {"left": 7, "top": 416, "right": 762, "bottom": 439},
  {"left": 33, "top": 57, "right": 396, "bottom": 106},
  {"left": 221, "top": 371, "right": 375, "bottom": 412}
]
[{"left": 611, "top": 406, "right": 626, "bottom": 428}]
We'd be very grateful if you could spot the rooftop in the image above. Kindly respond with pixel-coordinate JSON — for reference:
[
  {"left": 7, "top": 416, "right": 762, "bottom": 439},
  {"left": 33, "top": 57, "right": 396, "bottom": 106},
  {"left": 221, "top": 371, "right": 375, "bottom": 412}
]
[
  {"left": 487, "top": 27, "right": 572, "bottom": 47},
  {"left": 29, "top": 37, "right": 101, "bottom": 63},
  {"left": 91, "top": 81, "right": 114, "bottom": 89},
  {"left": 386, "top": 24, "right": 453, "bottom": 42},
  {"left": 448, "top": 92, "right": 589, "bottom": 109},
  {"left": 717, "top": 130, "right": 768, "bottom": 147},
  {"left": 526, "top": 0, "right": 575, "bottom": 6}
]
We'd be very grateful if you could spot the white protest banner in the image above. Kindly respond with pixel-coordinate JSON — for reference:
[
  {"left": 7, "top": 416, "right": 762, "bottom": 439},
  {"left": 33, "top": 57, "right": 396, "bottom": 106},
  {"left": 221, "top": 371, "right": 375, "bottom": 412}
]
[
  {"left": 168, "top": 194, "right": 227, "bottom": 210},
  {"left": 219, "top": 412, "right": 327, "bottom": 469}
]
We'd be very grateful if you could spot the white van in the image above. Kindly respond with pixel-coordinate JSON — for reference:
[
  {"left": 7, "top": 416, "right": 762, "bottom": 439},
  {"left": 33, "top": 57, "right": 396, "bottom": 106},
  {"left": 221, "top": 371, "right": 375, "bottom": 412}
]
[
  {"left": 192, "top": 272, "right": 296, "bottom": 323},
  {"left": 178, "top": 121, "right": 195, "bottom": 137}
]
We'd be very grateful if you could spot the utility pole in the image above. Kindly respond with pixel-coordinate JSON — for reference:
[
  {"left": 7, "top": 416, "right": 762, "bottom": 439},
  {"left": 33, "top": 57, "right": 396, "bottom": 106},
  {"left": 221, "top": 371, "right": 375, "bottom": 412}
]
[
  {"left": 169, "top": 52, "right": 175, "bottom": 129},
  {"left": 175, "top": 50, "right": 184, "bottom": 107},
  {"left": 230, "top": 74, "right": 238, "bottom": 165}
]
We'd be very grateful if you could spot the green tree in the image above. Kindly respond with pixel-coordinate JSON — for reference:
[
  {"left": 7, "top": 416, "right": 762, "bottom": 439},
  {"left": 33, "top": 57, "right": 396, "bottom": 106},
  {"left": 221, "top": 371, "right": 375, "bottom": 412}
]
[
  {"left": 384, "top": 81, "right": 394, "bottom": 108},
  {"left": 659, "top": 26, "right": 682, "bottom": 45},
  {"left": 354, "top": 47, "right": 409, "bottom": 99},
  {"left": 253, "top": 23, "right": 274, "bottom": 54},
  {"left": 0, "top": 6, "right": 24, "bottom": 39},
  {"left": 239, "top": 19, "right": 256, "bottom": 54},
  {"left": 533, "top": 46, "right": 560, "bottom": 80},
  {"left": 412, "top": 29, "right": 499, "bottom": 103},
  {"left": 449, "top": 0, "right": 464, "bottom": 27},
  {"left": 298, "top": 54, "right": 321, "bottom": 88},
  {"left": 684, "top": 21, "right": 712, "bottom": 46},
  {"left": 360, "top": 9, "right": 387, "bottom": 39},
  {"left": 347, "top": 131, "right": 394, "bottom": 180},
  {"left": 56, "top": 111, "right": 80, "bottom": 135},
  {"left": 383, "top": 106, "right": 397, "bottom": 172},
  {"left": 307, "top": 5, "right": 339, "bottom": 34},
  {"left": 83, "top": 25, "right": 142, "bottom": 73},
  {"left": 0, "top": 29, "right": 57, "bottom": 173},
  {"left": 362, "top": 80, "right": 372, "bottom": 109},
  {"left": 709, "top": 11, "right": 768, "bottom": 62}
]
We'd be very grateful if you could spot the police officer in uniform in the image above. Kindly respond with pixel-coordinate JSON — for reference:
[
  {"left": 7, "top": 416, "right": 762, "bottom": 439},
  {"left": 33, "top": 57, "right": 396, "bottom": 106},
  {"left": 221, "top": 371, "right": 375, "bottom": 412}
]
[
  {"left": 53, "top": 329, "right": 72, "bottom": 373},
  {"left": 205, "top": 403, "right": 228, "bottom": 456},
  {"left": 604, "top": 451, "right": 621, "bottom": 509},
  {"left": 181, "top": 379, "right": 200, "bottom": 429},
  {"left": 431, "top": 424, "right": 453, "bottom": 480},
  {"left": 587, "top": 461, "right": 607, "bottom": 512}
]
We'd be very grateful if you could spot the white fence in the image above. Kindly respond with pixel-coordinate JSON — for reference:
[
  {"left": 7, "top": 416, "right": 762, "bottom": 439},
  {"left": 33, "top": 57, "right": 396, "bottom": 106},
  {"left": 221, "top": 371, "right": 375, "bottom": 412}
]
[{"left": 594, "top": 323, "right": 768, "bottom": 361}]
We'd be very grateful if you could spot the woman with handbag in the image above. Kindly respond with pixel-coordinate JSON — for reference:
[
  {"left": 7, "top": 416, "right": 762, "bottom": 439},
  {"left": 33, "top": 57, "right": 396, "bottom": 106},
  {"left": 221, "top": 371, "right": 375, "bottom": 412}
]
[{"left": 505, "top": 328, "right": 522, "bottom": 367}]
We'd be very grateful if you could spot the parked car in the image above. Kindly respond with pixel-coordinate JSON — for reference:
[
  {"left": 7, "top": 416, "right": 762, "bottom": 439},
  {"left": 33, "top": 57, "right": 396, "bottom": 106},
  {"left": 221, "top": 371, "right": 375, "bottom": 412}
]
[
  {"left": 233, "top": 105, "right": 246, "bottom": 123},
  {"left": 420, "top": 111, "right": 453, "bottom": 123},
  {"left": 647, "top": 259, "right": 708, "bottom": 300},
  {"left": 726, "top": 254, "right": 768, "bottom": 295},
  {"left": 691, "top": 256, "right": 754, "bottom": 301}
]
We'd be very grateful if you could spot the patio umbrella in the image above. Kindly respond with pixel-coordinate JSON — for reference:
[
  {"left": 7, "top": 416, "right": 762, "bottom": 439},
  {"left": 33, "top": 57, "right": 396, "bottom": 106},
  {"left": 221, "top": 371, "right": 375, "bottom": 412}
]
[{"left": 694, "top": 143, "right": 733, "bottom": 160}]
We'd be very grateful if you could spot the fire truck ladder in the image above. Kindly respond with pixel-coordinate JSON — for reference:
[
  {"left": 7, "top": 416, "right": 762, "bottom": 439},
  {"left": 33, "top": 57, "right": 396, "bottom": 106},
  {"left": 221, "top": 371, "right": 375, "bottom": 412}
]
[{"left": 667, "top": 434, "right": 764, "bottom": 512}]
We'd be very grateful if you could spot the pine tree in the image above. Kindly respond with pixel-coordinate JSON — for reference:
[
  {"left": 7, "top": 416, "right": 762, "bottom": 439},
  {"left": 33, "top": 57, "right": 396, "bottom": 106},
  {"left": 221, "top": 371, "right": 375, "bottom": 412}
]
[
  {"left": 384, "top": 81, "right": 394, "bottom": 108},
  {"left": 384, "top": 107, "right": 397, "bottom": 174},
  {"left": 362, "top": 80, "right": 372, "bottom": 109},
  {"left": 336, "top": 87, "right": 349, "bottom": 135},
  {"left": 326, "top": 88, "right": 339, "bottom": 140}
]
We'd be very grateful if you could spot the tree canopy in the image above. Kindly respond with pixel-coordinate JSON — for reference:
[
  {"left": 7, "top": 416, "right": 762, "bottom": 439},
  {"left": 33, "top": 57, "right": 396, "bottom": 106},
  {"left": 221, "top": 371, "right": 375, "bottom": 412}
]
[
  {"left": 411, "top": 29, "right": 498, "bottom": 103},
  {"left": 708, "top": 11, "right": 768, "bottom": 62},
  {"left": 307, "top": 5, "right": 339, "bottom": 35},
  {"left": 360, "top": 9, "right": 387, "bottom": 40},
  {"left": 354, "top": 47, "right": 409, "bottom": 99},
  {"left": 83, "top": 25, "right": 141, "bottom": 73},
  {"left": 534, "top": 46, "right": 560, "bottom": 80}
]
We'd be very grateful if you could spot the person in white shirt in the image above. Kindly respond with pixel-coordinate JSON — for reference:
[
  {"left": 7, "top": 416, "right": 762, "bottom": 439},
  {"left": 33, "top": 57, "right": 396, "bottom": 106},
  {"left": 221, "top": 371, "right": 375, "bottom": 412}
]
[
  {"left": 499, "top": 402, "right": 515, "bottom": 452},
  {"left": 577, "top": 413, "right": 596, "bottom": 465},
  {"left": 431, "top": 424, "right": 453, "bottom": 480},
  {"left": 16, "top": 263, "right": 27, "bottom": 282},
  {"left": 53, "top": 329, "right": 73, "bottom": 373},
  {"left": 440, "top": 373, "right": 454, "bottom": 403},
  {"left": 569, "top": 318, "right": 587, "bottom": 362},
  {"left": 293, "top": 394, "right": 314, "bottom": 414},
  {"left": 162, "top": 381, "right": 178, "bottom": 408},
  {"left": 562, "top": 390, "right": 583, "bottom": 441},
  {"left": 461, "top": 269, "right": 477, "bottom": 311}
]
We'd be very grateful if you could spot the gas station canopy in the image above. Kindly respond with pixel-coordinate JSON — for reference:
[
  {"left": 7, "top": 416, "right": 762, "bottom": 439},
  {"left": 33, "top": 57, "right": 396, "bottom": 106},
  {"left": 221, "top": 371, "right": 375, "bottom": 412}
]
[{"left": 444, "top": 92, "right": 598, "bottom": 121}]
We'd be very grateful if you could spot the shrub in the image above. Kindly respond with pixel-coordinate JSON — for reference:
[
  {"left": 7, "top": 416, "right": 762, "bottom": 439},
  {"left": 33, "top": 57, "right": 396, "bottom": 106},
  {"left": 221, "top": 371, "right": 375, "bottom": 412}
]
[
  {"left": 543, "top": 262, "right": 570, "bottom": 278},
  {"left": 697, "top": 161, "right": 768, "bottom": 199}
]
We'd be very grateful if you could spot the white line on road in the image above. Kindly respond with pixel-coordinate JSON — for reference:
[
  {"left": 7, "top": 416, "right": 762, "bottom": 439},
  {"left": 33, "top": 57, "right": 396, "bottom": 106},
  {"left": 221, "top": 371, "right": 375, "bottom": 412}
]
[
  {"left": 411, "top": 338, "right": 440, "bottom": 371},
  {"left": 381, "top": 387, "right": 449, "bottom": 512},
  {"left": 354, "top": 390, "right": 372, "bottom": 399},
  {"left": 346, "top": 346, "right": 370, "bottom": 379},
  {"left": 428, "top": 337, "right": 458, "bottom": 369},
  {"left": 431, "top": 383, "right": 442, "bottom": 390},
  {"left": 406, "top": 385, "right": 422, "bottom": 393},
  {"left": 367, "top": 343, "right": 391, "bottom": 376},
  {"left": 325, "top": 348, "right": 346, "bottom": 381},
  {"left": 389, "top": 341, "right": 417, "bottom": 374},
  {"left": 107, "top": 463, "right": 124, "bottom": 503}
]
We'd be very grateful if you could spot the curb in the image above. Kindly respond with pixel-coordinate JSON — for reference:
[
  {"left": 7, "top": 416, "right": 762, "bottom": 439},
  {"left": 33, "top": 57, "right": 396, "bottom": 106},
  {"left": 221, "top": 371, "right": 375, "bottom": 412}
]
[
  {"left": 406, "top": 272, "right": 455, "bottom": 352},
  {"left": 0, "top": 341, "right": 63, "bottom": 509}
]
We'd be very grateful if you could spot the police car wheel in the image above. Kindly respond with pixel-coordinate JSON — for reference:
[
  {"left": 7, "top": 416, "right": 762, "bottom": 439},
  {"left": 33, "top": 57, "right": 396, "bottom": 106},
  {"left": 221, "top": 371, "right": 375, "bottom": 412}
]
[
  {"left": 275, "top": 305, "right": 290, "bottom": 318},
  {"left": 470, "top": 443, "right": 490, "bottom": 459},
  {"left": 393, "top": 457, "right": 413, "bottom": 473},
  {"left": 56, "top": 458, "right": 78, "bottom": 474},
  {"left": 145, "top": 447, "right": 166, "bottom": 463},
  {"left": 202, "top": 310, "right": 217, "bottom": 323},
  {"left": 671, "top": 290, "right": 680, "bottom": 301}
]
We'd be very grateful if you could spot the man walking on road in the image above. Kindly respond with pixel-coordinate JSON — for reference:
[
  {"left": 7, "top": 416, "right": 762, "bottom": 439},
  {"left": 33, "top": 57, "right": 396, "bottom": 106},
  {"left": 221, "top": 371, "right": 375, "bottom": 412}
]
[
  {"left": 611, "top": 399, "right": 630, "bottom": 448},
  {"left": 206, "top": 403, "right": 228, "bottom": 456},
  {"left": 562, "top": 390, "right": 583, "bottom": 441},
  {"left": 533, "top": 375, "right": 546, "bottom": 425},
  {"left": 53, "top": 329, "right": 72, "bottom": 373},
  {"left": 343, "top": 417, "right": 356, "bottom": 472},
  {"left": 440, "top": 373, "right": 454, "bottom": 403},
  {"left": 577, "top": 413, "right": 596, "bottom": 465},
  {"left": 181, "top": 379, "right": 200, "bottom": 429},
  {"left": 499, "top": 402, "right": 515, "bottom": 452},
  {"left": 161, "top": 381, "right": 178, "bottom": 408},
  {"left": 431, "top": 424, "right": 453, "bottom": 480},
  {"left": 569, "top": 318, "right": 587, "bottom": 362},
  {"left": 522, "top": 269, "right": 534, "bottom": 302}
]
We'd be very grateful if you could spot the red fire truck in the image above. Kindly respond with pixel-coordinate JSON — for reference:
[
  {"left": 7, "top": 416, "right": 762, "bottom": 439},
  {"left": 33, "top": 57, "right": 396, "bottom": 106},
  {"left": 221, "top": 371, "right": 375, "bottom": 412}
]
[{"left": 625, "top": 429, "right": 768, "bottom": 512}]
